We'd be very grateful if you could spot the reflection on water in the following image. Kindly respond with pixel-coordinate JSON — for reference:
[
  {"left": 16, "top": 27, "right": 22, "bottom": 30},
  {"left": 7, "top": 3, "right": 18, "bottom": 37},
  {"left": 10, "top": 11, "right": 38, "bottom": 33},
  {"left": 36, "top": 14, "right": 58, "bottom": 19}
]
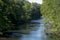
[{"left": 0, "top": 19, "right": 47, "bottom": 40}]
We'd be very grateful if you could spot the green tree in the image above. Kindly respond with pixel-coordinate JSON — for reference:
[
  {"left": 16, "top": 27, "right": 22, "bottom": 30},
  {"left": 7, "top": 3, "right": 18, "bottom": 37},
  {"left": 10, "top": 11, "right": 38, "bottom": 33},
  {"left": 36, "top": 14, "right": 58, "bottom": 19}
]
[
  {"left": 31, "top": 3, "right": 42, "bottom": 19},
  {"left": 41, "top": 0, "right": 60, "bottom": 34},
  {"left": 0, "top": 0, "right": 15, "bottom": 33},
  {"left": 0, "top": 0, "right": 42, "bottom": 35}
]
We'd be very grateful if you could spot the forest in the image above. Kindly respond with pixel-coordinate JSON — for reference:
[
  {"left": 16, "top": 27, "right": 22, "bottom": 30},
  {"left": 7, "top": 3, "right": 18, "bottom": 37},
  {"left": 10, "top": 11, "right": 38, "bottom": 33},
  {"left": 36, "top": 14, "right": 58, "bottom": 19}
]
[
  {"left": 0, "top": 0, "right": 60, "bottom": 40},
  {"left": 0, "top": 0, "right": 42, "bottom": 35}
]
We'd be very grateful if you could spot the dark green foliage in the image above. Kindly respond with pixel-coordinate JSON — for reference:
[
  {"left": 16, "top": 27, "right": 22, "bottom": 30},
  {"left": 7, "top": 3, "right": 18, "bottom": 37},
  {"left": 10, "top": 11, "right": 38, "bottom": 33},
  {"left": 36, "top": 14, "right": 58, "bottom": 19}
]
[
  {"left": 31, "top": 3, "right": 42, "bottom": 19},
  {"left": 0, "top": 0, "right": 41, "bottom": 34}
]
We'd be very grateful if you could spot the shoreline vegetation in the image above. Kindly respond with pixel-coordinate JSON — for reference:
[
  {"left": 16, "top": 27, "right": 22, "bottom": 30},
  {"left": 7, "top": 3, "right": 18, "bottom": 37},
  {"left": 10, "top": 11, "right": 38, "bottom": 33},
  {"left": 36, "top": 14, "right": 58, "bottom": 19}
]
[
  {"left": 0, "top": 0, "right": 42, "bottom": 37},
  {"left": 41, "top": 0, "right": 60, "bottom": 40}
]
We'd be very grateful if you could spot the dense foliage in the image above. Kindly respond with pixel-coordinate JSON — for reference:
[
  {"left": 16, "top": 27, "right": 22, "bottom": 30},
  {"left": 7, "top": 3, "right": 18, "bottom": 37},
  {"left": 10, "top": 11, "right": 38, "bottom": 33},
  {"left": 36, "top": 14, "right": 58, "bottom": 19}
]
[
  {"left": 41, "top": 0, "right": 60, "bottom": 36},
  {"left": 0, "top": 0, "right": 41, "bottom": 34},
  {"left": 31, "top": 3, "right": 42, "bottom": 19}
]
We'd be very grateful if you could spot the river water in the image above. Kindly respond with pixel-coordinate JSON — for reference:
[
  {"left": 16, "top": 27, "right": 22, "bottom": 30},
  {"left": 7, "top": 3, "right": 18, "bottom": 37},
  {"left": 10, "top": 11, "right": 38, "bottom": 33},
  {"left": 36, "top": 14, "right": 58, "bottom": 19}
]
[
  {"left": 0, "top": 19, "right": 47, "bottom": 40},
  {"left": 21, "top": 18, "right": 47, "bottom": 40}
]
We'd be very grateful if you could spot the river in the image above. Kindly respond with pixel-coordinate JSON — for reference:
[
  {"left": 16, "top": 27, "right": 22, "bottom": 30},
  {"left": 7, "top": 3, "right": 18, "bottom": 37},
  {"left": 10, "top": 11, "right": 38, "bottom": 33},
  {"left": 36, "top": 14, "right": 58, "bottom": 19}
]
[
  {"left": 0, "top": 18, "right": 47, "bottom": 40},
  {"left": 21, "top": 18, "right": 47, "bottom": 40}
]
